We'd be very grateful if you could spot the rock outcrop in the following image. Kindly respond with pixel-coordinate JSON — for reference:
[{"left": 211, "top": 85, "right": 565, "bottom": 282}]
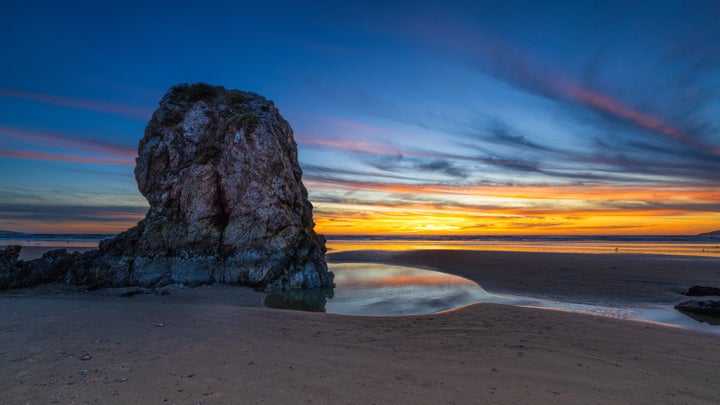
[
  {"left": 1, "top": 83, "right": 333, "bottom": 291},
  {"left": 675, "top": 300, "right": 720, "bottom": 324},
  {"left": 0, "top": 245, "right": 21, "bottom": 271},
  {"left": 683, "top": 285, "right": 720, "bottom": 296},
  {"left": 0, "top": 248, "right": 83, "bottom": 289}
]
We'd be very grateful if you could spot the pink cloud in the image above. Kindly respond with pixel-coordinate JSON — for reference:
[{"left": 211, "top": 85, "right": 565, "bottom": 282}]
[
  {"left": 0, "top": 126, "right": 136, "bottom": 158},
  {"left": 0, "top": 87, "right": 152, "bottom": 120},
  {"left": 0, "top": 149, "right": 134, "bottom": 166},
  {"left": 296, "top": 134, "right": 401, "bottom": 156}
]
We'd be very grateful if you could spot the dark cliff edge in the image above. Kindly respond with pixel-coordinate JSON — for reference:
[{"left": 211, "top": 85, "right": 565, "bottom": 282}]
[{"left": 1, "top": 83, "right": 333, "bottom": 291}]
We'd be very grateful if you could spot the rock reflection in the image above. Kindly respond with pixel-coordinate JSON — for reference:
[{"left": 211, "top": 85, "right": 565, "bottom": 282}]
[
  {"left": 264, "top": 263, "right": 492, "bottom": 316},
  {"left": 676, "top": 309, "right": 720, "bottom": 326},
  {"left": 264, "top": 287, "right": 334, "bottom": 313}
]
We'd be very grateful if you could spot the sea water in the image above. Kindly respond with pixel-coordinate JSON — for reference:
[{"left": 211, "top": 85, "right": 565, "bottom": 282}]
[
  {"left": 3, "top": 233, "right": 719, "bottom": 257},
  {"left": 266, "top": 262, "right": 720, "bottom": 335},
  {"left": 326, "top": 235, "right": 720, "bottom": 257}
]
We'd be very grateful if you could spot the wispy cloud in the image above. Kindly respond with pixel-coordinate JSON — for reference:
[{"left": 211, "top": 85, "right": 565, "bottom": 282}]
[
  {"left": 0, "top": 203, "right": 147, "bottom": 234},
  {"left": 0, "top": 87, "right": 152, "bottom": 120},
  {"left": 464, "top": 31, "right": 720, "bottom": 158},
  {"left": 0, "top": 203, "right": 147, "bottom": 222},
  {"left": 306, "top": 176, "right": 720, "bottom": 201},
  {"left": 0, "top": 126, "right": 136, "bottom": 166},
  {"left": 0, "top": 149, "right": 134, "bottom": 166},
  {"left": 0, "top": 126, "right": 136, "bottom": 157},
  {"left": 296, "top": 134, "right": 401, "bottom": 156}
]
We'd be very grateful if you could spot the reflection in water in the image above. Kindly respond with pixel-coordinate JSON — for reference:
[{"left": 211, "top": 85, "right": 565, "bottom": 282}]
[
  {"left": 264, "top": 287, "right": 334, "bottom": 312},
  {"left": 326, "top": 263, "right": 498, "bottom": 316},
  {"left": 264, "top": 263, "right": 720, "bottom": 334},
  {"left": 675, "top": 309, "right": 720, "bottom": 326},
  {"left": 265, "top": 263, "right": 496, "bottom": 316}
]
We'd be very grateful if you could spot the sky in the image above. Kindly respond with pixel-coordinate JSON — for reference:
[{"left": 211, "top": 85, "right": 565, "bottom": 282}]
[{"left": 1, "top": 0, "right": 719, "bottom": 235}]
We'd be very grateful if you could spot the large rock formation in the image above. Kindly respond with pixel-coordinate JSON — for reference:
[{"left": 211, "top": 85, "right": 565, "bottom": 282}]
[{"left": 1, "top": 83, "right": 333, "bottom": 291}]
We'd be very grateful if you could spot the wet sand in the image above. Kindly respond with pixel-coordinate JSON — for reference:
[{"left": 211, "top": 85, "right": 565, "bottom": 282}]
[{"left": 1, "top": 250, "right": 720, "bottom": 403}]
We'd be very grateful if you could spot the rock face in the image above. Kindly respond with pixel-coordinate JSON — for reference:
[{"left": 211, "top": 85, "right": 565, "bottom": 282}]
[
  {"left": 0, "top": 248, "right": 83, "bottom": 289},
  {"left": 0, "top": 245, "right": 21, "bottom": 271},
  {"left": 1, "top": 83, "right": 333, "bottom": 291}
]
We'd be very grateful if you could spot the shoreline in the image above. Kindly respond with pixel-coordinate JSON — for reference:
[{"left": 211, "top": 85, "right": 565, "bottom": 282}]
[
  {"left": 328, "top": 249, "right": 720, "bottom": 305},
  {"left": 2, "top": 249, "right": 720, "bottom": 402}
]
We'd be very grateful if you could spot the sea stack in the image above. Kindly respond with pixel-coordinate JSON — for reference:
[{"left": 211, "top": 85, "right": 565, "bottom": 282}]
[
  {"left": 96, "top": 83, "right": 333, "bottom": 289},
  {"left": 1, "top": 83, "right": 333, "bottom": 291}
]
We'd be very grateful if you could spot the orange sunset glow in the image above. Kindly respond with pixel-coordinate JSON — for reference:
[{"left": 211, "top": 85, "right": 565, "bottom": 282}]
[{"left": 305, "top": 176, "right": 720, "bottom": 235}]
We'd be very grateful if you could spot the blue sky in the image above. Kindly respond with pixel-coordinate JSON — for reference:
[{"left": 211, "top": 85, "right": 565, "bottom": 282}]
[{"left": 1, "top": 1, "right": 719, "bottom": 234}]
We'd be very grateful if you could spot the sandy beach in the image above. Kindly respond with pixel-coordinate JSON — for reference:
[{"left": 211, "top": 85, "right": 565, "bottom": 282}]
[{"left": 2, "top": 250, "right": 720, "bottom": 404}]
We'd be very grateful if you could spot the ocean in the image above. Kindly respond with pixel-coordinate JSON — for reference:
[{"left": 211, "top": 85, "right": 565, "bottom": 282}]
[{"left": 2, "top": 232, "right": 719, "bottom": 259}]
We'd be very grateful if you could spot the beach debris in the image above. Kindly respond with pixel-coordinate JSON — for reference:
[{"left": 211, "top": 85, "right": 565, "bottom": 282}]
[
  {"left": 80, "top": 354, "right": 92, "bottom": 361},
  {"left": 682, "top": 285, "right": 720, "bottom": 296},
  {"left": 156, "top": 322, "right": 165, "bottom": 327}
]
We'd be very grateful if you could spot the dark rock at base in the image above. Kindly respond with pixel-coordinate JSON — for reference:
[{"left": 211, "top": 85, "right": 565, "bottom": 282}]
[
  {"left": 1, "top": 245, "right": 21, "bottom": 269},
  {"left": 683, "top": 285, "right": 720, "bottom": 296},
  {"left": 675, "top": 300, "right": 720, "bottom": 319},
  {"left": 0, "top": 248, "right": 85, "bottom": 289}
]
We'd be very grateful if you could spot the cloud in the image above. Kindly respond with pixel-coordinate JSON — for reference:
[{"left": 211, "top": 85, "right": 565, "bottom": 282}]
[
  {"left": 0, "top": 126, "right": 136, "bottom": 157},
  {"left": 0, "top": 87, "right": 152, "bottom": 120},
  {"left": 413, "top": 159, "right": 468, "bottom": 178},
  {"left": 0, "top": 125, "right": 137, "bottom": 166},
  {"left": 465, "top": 28, "right": 720, "bottom": 159},
  {"left": 0, "top": 149, "right": 134, "bottom": 166},
  {"left": 0, "top": 203, "right": 147, "bottom": 223},
  {"left": 296, "top": 134, "right": 401, "bottom": 156},
  {"left": 483, "top": 119, "right": 556, "bottom": 152},
  {"left": 306, "top": 177, "right": 720, "bottom": 207}
]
